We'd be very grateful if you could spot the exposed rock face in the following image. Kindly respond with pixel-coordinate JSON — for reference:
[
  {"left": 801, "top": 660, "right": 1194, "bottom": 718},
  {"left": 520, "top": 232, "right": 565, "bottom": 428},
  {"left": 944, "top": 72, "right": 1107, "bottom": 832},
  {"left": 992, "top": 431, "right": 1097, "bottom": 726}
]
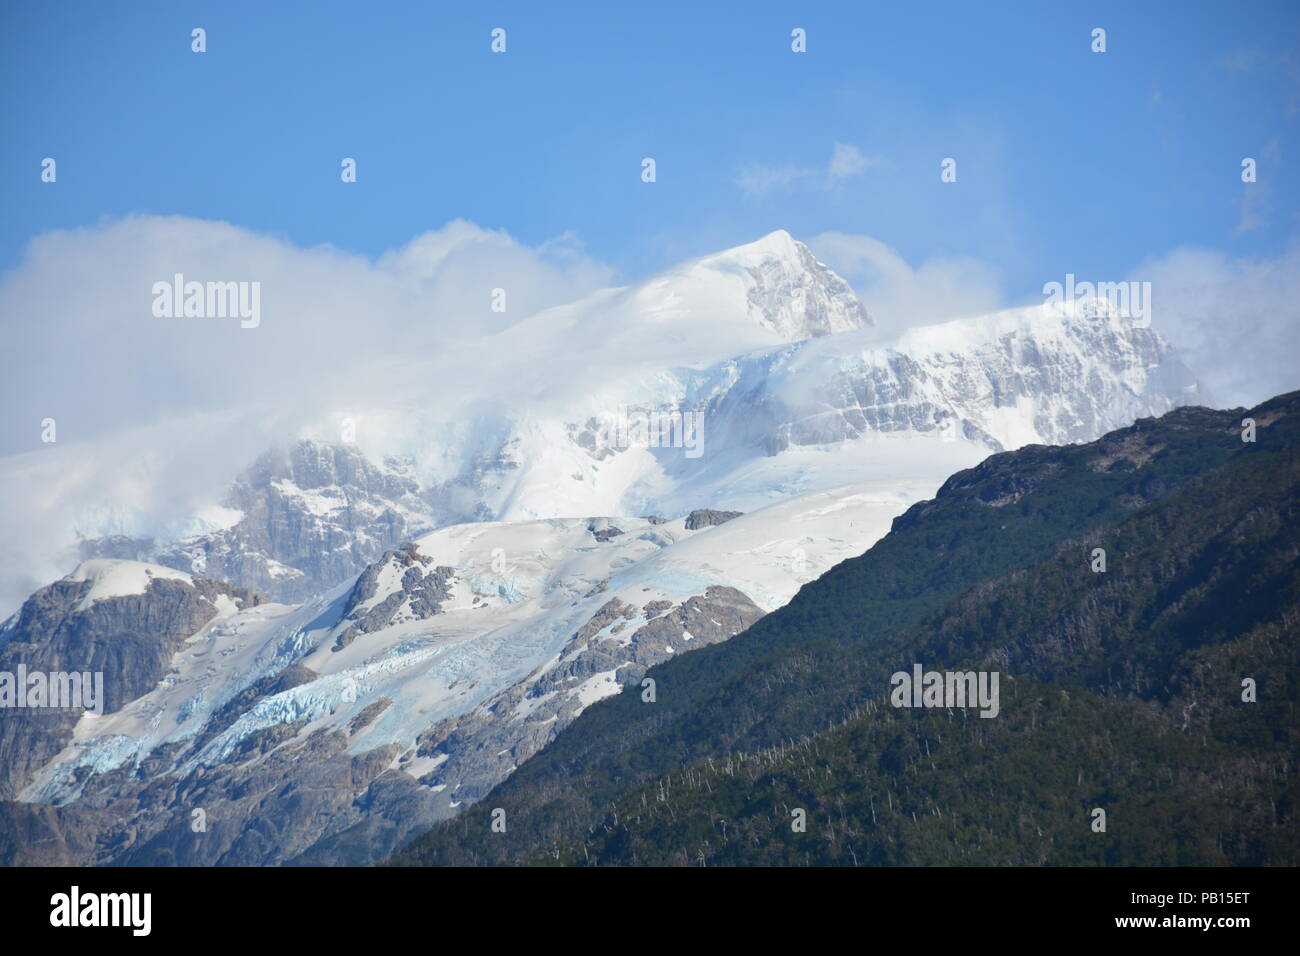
[
  {"left": 0, "top": 726, "right": 405, "bottom": 867},
  {"left": 0, "top": 567, "right": 762, "bottom": 867},
  {"left": 0, "top": 564, "right": 258, "bottom": 800},
  {"left": 332, "top": 544, "right": 455, "bottom": 651},
  {"left": 684, "top": 509, "right": 744, "bottom": 530},
  {"left": 80, "top": 440, "right": 436, "bottom": 605},
  {"left": 284, "top": 767, "right": 451, "bottom": 867}
]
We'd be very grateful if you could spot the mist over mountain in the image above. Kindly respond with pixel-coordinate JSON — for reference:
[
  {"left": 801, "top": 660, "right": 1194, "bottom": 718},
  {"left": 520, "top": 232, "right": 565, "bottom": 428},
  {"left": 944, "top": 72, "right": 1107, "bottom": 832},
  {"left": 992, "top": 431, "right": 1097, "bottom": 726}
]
[{"left": 5, "top": 229, "right": 1206, "bottom": 614}]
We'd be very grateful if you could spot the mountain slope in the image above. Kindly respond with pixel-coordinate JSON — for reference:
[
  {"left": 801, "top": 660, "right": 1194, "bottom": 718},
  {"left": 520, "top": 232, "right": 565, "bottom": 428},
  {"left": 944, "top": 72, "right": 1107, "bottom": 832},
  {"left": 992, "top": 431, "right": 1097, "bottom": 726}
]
[
  {"left": 389, "top": 390, "right": 1299, "bottom": 866},
  {"left": 0, "top": 563, "right": 259, "bottom": 800},
  {"left": 0, "top": 477, "right": 934, "bottom": 866},
  {"left": 416, "top": 305, "right": 1205, "bottom": 528}
]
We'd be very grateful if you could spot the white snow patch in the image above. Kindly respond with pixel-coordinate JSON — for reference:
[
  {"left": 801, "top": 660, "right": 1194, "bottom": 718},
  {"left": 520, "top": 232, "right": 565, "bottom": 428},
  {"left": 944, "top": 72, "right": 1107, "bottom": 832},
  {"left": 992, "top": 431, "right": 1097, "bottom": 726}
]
[
  {"left": 575, "top": 669, "right": 622, "bottom": 707},
  {"left": 67, "top": 560, "right": 191, "bottom": 611}
]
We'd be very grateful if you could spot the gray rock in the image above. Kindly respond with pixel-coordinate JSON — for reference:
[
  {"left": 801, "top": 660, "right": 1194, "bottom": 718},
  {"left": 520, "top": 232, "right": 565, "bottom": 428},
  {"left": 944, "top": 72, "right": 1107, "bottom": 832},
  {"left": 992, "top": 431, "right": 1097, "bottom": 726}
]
[
  {"left": 0, "top": 571, "right": 259, "bottom": 800},
  {"left": 685, "top": 509, "right": 744, "bottom": 530},
  {"left": 80, "top": 440, "right": 437, "bottom": 606},
  {"left": 331, "top": 543, "right": 454, "bottom": 652}
]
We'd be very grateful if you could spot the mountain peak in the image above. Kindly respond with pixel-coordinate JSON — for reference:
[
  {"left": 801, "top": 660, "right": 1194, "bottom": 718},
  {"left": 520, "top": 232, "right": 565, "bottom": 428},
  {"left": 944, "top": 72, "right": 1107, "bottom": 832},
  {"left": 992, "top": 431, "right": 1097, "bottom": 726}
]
[
  {"left": 709, "top": 228, "right": 801, "bottom": 262},
  {"left": 698, "top": 229, "right": 813, "bottom": 272},
  {"left": 678, "top": 230, "right": 873, "bottom": 339}
]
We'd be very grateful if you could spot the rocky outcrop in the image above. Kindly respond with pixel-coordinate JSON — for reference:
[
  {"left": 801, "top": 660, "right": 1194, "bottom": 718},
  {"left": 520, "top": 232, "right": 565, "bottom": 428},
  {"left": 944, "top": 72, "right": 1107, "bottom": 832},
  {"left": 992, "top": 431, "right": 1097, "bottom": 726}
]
[
  {"left": 587, "top": 519, "right": 624, "bottom": 543},
  {"left": 81, "top": 440, "right": 437, "bottom": 605},
  {"left": 331, "top": 544, "right": 455, "bottom": 651},
  {"left": 0, "top": 564, "right": 258, "bottom": 799},
  {"left": 685, "top": 509, "right": 743, "bottom": 530}
]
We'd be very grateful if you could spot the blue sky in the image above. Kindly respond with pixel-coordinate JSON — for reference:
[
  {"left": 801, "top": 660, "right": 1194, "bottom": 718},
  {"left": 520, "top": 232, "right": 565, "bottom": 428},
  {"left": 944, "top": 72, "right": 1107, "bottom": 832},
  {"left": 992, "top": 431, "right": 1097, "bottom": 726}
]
[{"left": 3, "top": 0, "right": 1298, "bottom": 296}]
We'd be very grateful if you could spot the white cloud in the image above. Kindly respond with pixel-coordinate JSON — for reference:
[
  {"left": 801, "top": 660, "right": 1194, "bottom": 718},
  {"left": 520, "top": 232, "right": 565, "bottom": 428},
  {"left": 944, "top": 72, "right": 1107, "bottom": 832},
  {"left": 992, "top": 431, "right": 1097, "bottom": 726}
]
[
  {"left": 0, "top": 215, "right": 613, "bottom": 457},
  {"left": 807, "top": 231, "right": 1004, "bottom": 331},
  {"left": 377, "top": 219, "right": 611, "bottom": 320},
  {"left": 735, "top": 163, "right": 815, "bottom": 197},
  {"left": 828, "top": 143, "right": 872, "bottom": 181},
  {"left": 736, "top": 144, "right": 883, "bottom": 196},
  {"left": 1133, "top": 242, "right": 1300, "bottom": 408},
  {"left": 0, "top": 215, "right": 615, "bottom": 614}
]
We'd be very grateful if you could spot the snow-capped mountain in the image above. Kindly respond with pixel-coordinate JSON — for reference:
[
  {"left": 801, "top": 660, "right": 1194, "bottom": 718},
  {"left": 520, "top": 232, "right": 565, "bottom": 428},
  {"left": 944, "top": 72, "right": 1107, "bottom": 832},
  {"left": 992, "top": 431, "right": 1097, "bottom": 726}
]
[
  {"left": 69, "top": 230, "right": 1203, "bottom": 604},
  {"left": 2, "top": 228, "right": 1211, "bottom": 866},
  {"left": 693, "top": 298, "right": 1206, "bottom": 457},
  {"left": 480, "top": 229, "right": 873, "bottom": 378},
  {"left": 631, "top": 228, "right": 873, "bottom": 341},
  {"left": 68, "top": 231, "right": 874, "bottom": 606},
  {"left": 420, "top": 284, "right": 1205, "bottom": 526}
]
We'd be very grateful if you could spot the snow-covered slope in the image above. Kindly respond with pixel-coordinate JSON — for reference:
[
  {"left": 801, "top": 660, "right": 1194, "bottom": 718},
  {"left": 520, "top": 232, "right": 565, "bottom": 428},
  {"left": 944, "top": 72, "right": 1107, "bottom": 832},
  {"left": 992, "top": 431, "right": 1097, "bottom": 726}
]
[
  {"left": 486, "top": 229, "right": 872, "bottom": 378},
  {"left": 422, "top": 300, "right": 1205, "bottom": 526},
  {"left": 697, "top": 298, "right": 1206, "bottom": 455},
  {"left": 13, "top": 480, "right": 934, "bottom": 864},
  {"left": 65, "top": 559, "right": 193, "bottom": 611}
]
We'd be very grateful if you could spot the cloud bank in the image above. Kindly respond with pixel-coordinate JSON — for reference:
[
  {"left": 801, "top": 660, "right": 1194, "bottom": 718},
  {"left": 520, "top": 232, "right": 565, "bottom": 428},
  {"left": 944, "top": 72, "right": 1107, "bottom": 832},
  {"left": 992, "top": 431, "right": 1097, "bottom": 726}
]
[
  {"left": 0, "top": 215, "right": 613, "bottom": 458},
  {"left": 808, "top": 231, "right": 1005, "bottom": 332},
  {"left": 0, "top": 216, "right": 615, "bottom": 612},
  {"left": 1135, "top": 241, "right": 1300, "bottom": 409}
]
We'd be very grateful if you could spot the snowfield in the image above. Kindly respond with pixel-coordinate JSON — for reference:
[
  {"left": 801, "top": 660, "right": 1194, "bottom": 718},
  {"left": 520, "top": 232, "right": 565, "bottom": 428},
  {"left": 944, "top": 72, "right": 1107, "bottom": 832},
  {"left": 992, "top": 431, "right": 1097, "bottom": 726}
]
[{"left": 20, "top": 478, "right": 935, "bottom": 808}]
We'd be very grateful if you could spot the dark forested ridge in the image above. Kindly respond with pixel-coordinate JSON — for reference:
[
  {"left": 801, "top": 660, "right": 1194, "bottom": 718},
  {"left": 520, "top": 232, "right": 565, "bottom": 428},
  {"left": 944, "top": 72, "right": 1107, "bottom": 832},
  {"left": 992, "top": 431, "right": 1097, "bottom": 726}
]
[{"left": 389, "top": 392, "right": 1300, "bottom": 866}]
